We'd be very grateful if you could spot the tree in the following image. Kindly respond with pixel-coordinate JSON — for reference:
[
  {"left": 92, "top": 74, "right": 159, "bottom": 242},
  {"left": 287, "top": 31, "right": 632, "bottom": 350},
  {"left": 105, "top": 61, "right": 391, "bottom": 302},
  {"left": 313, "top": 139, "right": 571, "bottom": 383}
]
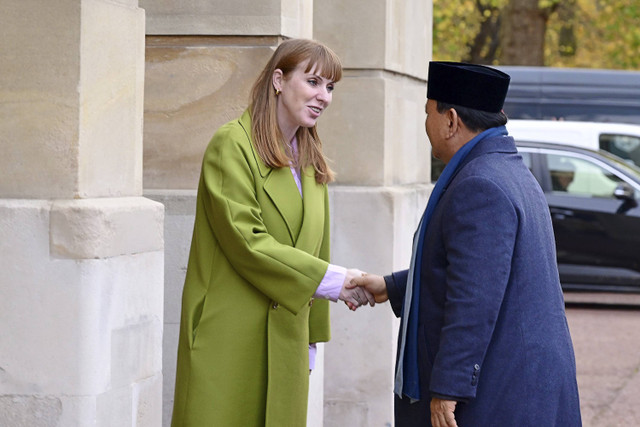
[
  {"left": 499, "top": 0, "right": 558, "bottom": 65},
  {"left": 433, "top": 0, "right": 640, "bottom": 69}
]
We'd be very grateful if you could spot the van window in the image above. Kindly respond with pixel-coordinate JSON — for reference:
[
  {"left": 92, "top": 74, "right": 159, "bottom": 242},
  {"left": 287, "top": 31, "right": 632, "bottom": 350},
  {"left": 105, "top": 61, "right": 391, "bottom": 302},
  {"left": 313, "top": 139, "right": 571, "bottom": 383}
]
[{"left": 599, "top": 134, "right": 640, "bottom": 168}]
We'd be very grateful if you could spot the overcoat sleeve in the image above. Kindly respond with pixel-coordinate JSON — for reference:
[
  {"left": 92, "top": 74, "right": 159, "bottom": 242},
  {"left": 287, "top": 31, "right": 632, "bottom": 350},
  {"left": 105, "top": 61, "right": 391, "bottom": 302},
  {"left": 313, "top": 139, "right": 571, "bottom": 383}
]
[
  {"left": 385, "top": 270, "right": 408, "bottom": 318},
  {"left": 429, "top": 176, "right": 517, "bottom": 400},
  {"left": 200, "top": 122, "right": 329, "bottom": 315}
]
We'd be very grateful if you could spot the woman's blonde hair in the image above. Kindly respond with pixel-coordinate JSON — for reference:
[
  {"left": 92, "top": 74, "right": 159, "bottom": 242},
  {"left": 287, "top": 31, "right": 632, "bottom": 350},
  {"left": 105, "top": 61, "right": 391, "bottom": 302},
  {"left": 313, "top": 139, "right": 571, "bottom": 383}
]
[{"left": 250, "top": 38, "right": 342, "bottom": 184}]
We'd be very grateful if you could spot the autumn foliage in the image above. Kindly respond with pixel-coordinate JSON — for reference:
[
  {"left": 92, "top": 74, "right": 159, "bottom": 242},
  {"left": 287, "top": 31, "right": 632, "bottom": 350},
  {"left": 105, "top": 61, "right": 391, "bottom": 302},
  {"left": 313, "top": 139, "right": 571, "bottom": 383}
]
[{"left": 433, "top": 0, "right": 640, "bottom": 69}]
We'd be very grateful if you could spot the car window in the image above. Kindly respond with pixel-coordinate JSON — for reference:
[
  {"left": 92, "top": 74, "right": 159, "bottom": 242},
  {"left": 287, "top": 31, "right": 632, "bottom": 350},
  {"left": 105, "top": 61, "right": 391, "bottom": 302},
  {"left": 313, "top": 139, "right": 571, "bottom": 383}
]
[
  {"left": 599, "top": 134, "right": 640, "bottom": 168},
  {"left": 545, "top": 153, "right": 623, "bottom": 198}
]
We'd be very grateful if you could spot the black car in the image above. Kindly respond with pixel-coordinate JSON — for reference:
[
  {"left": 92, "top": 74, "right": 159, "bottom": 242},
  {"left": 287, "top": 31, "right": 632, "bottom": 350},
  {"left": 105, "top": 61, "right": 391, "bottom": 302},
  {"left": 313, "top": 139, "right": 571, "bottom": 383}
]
[{"left": 517, "top": 141, "right": 640, "bottom": 293}]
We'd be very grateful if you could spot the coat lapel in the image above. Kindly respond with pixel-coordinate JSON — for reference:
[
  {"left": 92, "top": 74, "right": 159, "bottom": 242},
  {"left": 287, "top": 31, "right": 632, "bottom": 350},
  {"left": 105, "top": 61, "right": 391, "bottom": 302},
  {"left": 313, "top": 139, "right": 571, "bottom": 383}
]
[
  {"left": 296, "top": 167, "right": 324, "bottom": 253},
  {"left": 263, "top": 167, "right": 303, "bottom": 244},
  {"left": 238, "top": 110, "right": 324, "bottom": 250}
]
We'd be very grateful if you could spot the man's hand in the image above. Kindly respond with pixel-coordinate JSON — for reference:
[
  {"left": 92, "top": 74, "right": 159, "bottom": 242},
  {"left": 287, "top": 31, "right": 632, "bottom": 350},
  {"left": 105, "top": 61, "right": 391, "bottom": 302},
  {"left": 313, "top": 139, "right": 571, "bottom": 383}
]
[
  {"left": 348, "top": 273, "right": 388, "bottom": 303},
  {"left": 430, "top": 398, "right": 457, "bottom": 427},
  {"left": 339, "top": 269, "right": 376, "bottom": 310}
]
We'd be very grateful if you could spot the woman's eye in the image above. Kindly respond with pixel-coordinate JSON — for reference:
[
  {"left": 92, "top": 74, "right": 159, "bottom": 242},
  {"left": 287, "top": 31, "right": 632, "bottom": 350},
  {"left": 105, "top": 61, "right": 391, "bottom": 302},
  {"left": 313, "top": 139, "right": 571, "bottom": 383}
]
[
  {"left": 308, "top": 79, "right": 318, "bottom": 86},
  {"left": 327, "top": 85, "right": 334, "bottom": 93}
]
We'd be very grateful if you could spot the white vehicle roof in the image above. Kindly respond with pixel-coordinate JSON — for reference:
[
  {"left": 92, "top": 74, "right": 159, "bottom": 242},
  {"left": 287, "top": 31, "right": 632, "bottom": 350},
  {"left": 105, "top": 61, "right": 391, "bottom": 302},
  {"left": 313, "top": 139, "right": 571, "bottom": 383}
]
[{"left": 507, "top": 119, "right": 640, "bottom": 150}]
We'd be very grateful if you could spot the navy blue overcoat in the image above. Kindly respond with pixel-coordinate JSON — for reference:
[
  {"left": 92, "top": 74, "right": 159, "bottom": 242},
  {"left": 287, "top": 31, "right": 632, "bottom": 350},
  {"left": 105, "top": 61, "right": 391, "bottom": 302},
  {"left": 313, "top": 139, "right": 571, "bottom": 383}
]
[{"left": 386, "top": 134, "right": 582, "bottom": 426}]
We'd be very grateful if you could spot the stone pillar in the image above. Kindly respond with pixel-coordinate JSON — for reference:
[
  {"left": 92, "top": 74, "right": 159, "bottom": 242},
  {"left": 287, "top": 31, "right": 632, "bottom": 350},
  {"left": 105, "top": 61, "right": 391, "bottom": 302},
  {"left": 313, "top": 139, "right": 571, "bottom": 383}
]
[
  {"left": 314, "top": 1, "right": 433, "bottom": 425},
  {"left": 138, "top": 1, "right": 323, "bottom": 425},
  {"left": 0, "top": 1, "right": 164, "bottom": 426}
]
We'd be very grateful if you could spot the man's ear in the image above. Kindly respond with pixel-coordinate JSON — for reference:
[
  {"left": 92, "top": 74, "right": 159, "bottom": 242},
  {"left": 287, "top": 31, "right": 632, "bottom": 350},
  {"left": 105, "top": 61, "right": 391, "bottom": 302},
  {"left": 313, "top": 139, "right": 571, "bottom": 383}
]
[
  {"left": 446, "top": 108, "right": 460, "bottom": 138},
  {"left": 272, "top": 69, "right": 283, "bottom": 92}
]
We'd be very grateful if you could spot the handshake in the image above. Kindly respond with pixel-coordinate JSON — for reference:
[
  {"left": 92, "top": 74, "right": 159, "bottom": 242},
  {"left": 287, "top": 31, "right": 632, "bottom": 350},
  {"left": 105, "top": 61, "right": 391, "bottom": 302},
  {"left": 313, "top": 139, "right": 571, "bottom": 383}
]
[{"left": 339, "top": 269, "right": 388, "bottom": 311}]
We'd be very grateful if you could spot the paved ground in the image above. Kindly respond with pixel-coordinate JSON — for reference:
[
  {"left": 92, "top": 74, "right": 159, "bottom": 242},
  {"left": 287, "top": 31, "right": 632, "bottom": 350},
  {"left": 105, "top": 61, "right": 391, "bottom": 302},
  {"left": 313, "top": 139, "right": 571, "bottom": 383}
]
[{"left": 564, "top": 292, "right": 640, "bottom": 427}]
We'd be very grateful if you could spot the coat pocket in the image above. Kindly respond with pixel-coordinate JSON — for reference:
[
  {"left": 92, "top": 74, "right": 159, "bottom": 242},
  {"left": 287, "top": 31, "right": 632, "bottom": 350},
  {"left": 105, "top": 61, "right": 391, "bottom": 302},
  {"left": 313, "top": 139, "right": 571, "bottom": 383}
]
[{"left": 190, "top": 295, "right": 206, "bottom": 348}]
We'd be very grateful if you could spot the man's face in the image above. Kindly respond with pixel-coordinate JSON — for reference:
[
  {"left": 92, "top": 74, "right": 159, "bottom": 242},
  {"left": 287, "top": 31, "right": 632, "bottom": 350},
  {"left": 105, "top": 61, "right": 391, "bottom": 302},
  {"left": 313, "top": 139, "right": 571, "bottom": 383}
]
[{"left": 425, "top": 99, "right": 448, "bottom": 161}]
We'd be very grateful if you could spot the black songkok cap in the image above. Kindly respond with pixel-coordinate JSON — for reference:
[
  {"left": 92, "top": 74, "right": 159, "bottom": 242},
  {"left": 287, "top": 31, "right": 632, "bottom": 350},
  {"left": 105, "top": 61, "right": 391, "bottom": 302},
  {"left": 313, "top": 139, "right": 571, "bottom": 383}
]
[{"left": 427, "top": 61, "right": 510, "bottom": 113}]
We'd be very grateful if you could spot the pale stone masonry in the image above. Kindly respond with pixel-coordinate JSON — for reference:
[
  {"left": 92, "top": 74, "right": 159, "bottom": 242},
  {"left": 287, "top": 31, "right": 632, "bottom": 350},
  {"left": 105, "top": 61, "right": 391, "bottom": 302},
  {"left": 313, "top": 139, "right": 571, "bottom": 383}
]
[{"left": 1, "top": 1, "right": 163, "bottom": 425}]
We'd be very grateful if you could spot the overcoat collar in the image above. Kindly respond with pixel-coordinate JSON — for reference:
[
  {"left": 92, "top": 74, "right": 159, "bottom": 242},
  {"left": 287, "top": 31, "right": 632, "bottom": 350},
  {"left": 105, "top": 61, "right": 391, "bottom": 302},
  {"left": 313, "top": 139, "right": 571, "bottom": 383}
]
[
  {"left": 238, "top": 110, "right": 324, "bottom": 250},
  {"left": 448, "top": 133, "right": 516, "bottom": 185}
]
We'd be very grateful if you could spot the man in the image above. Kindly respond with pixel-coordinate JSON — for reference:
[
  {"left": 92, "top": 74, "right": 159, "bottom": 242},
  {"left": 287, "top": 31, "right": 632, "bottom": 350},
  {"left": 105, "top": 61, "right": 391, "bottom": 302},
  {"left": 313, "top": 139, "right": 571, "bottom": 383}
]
[{"left": 350, "top": 62, "right": 581, "bottom": 426}]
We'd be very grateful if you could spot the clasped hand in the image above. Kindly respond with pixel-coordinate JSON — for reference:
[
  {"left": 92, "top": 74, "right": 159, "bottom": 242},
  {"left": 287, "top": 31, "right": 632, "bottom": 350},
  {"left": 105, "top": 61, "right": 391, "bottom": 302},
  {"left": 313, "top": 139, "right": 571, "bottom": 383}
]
[
  {"left": 339, "top": 269, "right": 375, "bottom": 310},
  {"left": 339, "top": 270, "right": 389, "bottom": 311}
]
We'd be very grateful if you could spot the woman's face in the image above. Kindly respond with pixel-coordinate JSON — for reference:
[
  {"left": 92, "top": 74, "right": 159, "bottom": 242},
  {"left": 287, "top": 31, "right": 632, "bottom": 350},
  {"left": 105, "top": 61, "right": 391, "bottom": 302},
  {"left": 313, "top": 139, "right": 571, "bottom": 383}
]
[{"left": 273, "top": 60, "right": 335, "bottom": 140}]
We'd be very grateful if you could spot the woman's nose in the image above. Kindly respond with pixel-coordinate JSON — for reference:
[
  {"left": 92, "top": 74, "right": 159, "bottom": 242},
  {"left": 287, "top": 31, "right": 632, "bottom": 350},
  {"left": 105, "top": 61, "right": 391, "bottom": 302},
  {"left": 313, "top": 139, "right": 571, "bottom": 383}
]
[{"left": 317, "top": 87, "right": 331, "bottom": 102}]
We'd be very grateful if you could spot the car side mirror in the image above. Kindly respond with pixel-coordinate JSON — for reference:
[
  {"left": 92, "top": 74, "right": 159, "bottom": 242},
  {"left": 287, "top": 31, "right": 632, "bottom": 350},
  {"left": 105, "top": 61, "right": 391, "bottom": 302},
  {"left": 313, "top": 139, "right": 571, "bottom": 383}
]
[
  {"left": 614, "top": 182, "right": 638, "bottom": 214},
  {"left": 614, "top": 182, "right": 635, "bottom": 201}
]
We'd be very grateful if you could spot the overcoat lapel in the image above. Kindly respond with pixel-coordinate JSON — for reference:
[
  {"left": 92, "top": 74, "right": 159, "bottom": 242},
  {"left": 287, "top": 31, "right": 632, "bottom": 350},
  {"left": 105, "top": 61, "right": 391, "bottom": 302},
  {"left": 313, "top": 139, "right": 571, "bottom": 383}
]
[
  {"left": 239, "top": 111, "right": 302, "bottom": 244},
  {"left": 296, "top": 167, "right": 324, "bottom": 253},
  {"left": 239, "top": 110, "right": 324, "bottom": 251},
  {"left": 263, "top": 167, "right": 303, "bottom": 244}
]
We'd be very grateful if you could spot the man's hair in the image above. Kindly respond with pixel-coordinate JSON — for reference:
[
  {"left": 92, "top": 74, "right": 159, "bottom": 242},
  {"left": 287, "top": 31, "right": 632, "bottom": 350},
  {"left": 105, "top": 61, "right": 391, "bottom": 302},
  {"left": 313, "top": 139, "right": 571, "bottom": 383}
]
[{"left": 436, "top": 101, "right": 508, "bottom": 133}]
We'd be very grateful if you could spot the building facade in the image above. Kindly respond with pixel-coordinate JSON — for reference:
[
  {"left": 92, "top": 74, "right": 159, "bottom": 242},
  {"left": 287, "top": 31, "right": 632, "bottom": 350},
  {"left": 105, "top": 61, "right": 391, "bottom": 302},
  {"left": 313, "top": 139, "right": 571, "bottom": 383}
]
[{"left": 1, "top": 1, "right": 432, "bottom": 425}]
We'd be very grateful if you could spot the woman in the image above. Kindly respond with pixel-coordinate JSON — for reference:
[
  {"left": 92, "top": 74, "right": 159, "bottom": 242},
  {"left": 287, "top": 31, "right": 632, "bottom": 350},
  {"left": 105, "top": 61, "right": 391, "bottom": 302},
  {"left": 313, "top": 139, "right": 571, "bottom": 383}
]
[{"left": 171, "top": 39, "right": 373, "bottom": 426}]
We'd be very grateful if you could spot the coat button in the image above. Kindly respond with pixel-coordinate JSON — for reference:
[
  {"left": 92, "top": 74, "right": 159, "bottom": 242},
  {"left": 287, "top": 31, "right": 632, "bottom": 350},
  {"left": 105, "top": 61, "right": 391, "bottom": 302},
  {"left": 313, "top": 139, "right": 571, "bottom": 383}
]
[
  {"left": 272, "top": 302, "right": 279, "bottom": 309},
  {"left": 309, "top": 298, "right": 314, "bottom": 307}
]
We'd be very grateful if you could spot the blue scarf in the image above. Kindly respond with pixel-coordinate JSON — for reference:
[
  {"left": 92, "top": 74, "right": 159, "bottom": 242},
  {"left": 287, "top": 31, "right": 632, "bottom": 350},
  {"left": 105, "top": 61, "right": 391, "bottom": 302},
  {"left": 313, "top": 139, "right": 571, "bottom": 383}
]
[{"left": 394, "top": 125, "right": 508, "bottom": 401}]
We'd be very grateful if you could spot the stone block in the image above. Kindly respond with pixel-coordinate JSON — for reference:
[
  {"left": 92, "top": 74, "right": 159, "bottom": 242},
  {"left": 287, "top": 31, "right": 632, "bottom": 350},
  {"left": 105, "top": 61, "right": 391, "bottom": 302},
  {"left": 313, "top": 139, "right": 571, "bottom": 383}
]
[
  {"left": 78, "top": 0, "right": 145, "bottom": 198},
  {"left": 144, "top": 38, "right": 276, "bottom": 189},
  {"left": 0, "top": 3, "right": 81, "bottom": 199},
  {"left": 314, "top": 0, "right": 430, "bottom": 78},
  {"left": 134, "top": 374, "right": 163, "bottom": 427},
  {"left": 50, "top": 197, "right": 164, "bottom": 259},
  {"left": 141, "top": 0, "right": 312, "bottom": 37},
  {"left": 96, "top": 384, "right": 133, "bottom": 427},
  {"left": 111, "top": 321, "right": 163, "bottom": 389},
  {"left": 281, "top": 0, "right": 313, "bottom": 39},
  {"left": 0, "top": 395, "right": 62, "bottom": 427},
  {"left": 0, "top": 1, "right": 145, "bottom": 199},
  {"left": 319, "top": 72, "right": 430, "bottom": 187},
  {"left": 313, "top": 1, "right": 385, "bottom": 70},
  {"left": 385, "top": 0, "right": 431, "bottom": 78}
]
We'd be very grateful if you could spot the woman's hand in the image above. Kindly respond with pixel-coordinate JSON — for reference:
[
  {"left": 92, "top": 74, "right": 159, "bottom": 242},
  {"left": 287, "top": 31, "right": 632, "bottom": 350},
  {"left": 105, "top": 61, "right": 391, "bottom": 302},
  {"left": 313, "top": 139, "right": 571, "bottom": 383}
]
[{"left": 339, "top": 269, "right": 376, "bottom": 310}]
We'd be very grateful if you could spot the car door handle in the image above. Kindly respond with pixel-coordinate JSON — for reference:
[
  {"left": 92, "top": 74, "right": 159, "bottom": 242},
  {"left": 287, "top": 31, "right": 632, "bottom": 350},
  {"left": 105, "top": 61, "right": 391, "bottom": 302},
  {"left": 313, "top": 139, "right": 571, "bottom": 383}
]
[{"left": 550, "top": 207, "right": 575, "bottom": 219}]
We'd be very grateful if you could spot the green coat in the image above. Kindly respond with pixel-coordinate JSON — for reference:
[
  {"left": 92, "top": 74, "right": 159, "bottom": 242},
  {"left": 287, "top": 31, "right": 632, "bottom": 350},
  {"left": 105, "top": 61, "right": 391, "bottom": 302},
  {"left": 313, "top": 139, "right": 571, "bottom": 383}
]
[{"left": 172, "top": 110, "right": 332, "bottom": 427}]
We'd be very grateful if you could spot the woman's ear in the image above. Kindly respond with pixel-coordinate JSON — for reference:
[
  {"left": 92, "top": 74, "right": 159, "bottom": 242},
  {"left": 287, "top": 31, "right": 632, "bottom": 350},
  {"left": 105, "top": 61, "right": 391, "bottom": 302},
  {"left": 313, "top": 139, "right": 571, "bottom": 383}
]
[{"left": 272, "top": 69, "right": 283, "bottom": 93}]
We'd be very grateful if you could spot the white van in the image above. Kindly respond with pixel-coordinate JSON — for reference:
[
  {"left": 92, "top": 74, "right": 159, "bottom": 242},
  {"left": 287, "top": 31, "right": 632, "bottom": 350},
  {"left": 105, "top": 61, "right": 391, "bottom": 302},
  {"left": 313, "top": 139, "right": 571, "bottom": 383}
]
[{"left": 507, "top": 119, "right": 640, "bottom": 168}]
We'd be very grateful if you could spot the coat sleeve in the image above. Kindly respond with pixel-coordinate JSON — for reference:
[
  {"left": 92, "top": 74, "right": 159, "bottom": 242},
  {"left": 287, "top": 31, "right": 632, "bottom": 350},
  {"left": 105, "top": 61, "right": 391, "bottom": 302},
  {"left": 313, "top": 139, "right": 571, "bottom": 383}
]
[
  {"left": 429, "top": 176, "right": 517, "bottom": 400},
  {"left": 201, "top": 123, "right": 329, "bottom": 315},
  {"left": 385, "top": 269, "right": 408, "bottom": 318}
]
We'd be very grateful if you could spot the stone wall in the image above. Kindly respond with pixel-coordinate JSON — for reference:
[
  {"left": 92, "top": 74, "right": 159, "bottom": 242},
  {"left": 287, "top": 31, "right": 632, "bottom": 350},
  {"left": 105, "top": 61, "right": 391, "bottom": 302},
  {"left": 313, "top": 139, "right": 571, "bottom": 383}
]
[{"left": 0, "top": 1, "right": 164, "bottom": 425}]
